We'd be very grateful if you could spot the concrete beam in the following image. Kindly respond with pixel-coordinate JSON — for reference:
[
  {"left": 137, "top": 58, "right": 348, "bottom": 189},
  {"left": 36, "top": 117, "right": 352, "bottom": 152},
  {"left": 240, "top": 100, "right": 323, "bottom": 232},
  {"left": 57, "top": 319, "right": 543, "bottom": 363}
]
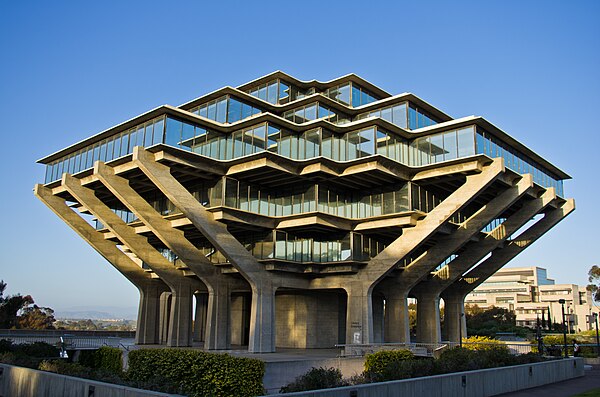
[
  {"left": 93, "top": 161, "right": 230, "bottom": 349},
  {"left": 441, "top": 198, "right": 575, "bottom": 342},
  {"left": 33, "top": 184, "right": 168, "bottom": 344},
  {"left": 60, "top": 174, "right": 200, "bottom": 347},
  {"left": 364, "top": 158, "right": 505, "bottom": 284},
  {"left": 133, "top": 147, "right": 276, "bottom": 353}
]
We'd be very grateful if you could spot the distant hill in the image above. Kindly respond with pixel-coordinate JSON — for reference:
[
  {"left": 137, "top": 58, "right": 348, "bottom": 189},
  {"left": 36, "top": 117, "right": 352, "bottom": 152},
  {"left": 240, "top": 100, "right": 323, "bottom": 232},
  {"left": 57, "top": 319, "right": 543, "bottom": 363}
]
[{"left": 55, "top": 306, "right": 137, "bottom": 320}]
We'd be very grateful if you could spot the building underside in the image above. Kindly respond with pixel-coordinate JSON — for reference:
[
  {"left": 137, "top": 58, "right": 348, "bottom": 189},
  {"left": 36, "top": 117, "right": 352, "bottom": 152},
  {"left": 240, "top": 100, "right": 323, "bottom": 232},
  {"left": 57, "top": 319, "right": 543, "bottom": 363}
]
[{"left": 35, "top": 72, "right": 574, "bottom": 352}]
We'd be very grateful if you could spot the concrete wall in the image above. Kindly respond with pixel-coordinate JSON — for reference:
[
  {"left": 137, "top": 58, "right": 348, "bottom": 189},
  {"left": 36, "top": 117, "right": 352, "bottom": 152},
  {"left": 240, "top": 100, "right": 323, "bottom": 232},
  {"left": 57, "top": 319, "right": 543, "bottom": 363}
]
[
  {"left": 265, "top": 358, "right": 584, "bottom": 397},
  {"left": 231, "top": 293, "right": 251, "bottom": 346},
  {"left": 276, "top": 291, "right": 343, "bottom": 349},
  {"left": 0, "top": 364, "right": 182, "bottom": 397}
]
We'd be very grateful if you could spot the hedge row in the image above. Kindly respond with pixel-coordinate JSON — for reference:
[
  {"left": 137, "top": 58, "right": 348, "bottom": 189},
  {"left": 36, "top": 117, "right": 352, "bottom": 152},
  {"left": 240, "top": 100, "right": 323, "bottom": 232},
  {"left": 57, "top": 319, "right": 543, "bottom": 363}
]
[
  {"left": 364, "top": 347, "right": 546, "bottom": 383},
  {"left": 281, "top": 347, "right": 550, "bottom": 392},
  {"left": 78, "top": 346, "right": 123, "bottom": 374},
  {"left": 127, "top": 348, "right": 265, "bottom": 397}
]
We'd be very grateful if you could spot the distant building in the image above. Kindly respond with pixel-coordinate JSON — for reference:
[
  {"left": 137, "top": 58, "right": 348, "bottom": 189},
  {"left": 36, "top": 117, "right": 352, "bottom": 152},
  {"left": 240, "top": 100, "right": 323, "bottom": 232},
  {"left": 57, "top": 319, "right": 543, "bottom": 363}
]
[{"left": 466, "top": 266, "right": 599, "bottom": 332}]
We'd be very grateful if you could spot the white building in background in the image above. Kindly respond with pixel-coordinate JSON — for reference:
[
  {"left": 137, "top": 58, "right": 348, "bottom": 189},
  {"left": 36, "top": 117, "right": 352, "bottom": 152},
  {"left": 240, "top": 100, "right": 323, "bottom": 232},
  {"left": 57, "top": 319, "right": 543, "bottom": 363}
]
[{"left": 465, "top": 266, "right": 599, "bottom": 332}]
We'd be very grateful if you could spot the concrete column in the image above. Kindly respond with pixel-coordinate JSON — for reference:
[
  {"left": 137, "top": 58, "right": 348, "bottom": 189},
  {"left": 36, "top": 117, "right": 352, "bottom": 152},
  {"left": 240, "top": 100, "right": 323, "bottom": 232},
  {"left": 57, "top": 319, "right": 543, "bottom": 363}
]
[
  {"left": 414, "top": 292, "right": 441, "bottom": 344},
  {"left": 383, "top": 290, "right": 410, "bottom": 343},
  {"left": 248, "top": 282, "right": 276, "bottom": 353},
  {"left": 344, "top": 282, "right": 373, "bottom": 345},
  {"left": 205, "top": 283, "right": 231, "bottom": 350},
  {"left": 159, "top": 292, "right": 172, "bottom": 345},
  {"left": 168, "top": 283, "right": 195, "bottom": 347},
  {"left": 137, "top": 283, "right": 169, "bottom": 344},
  {"left": 194, "top": 293, "right": 208, "bottom": 342},
  {"left": 442, "top": 292, "right": 467, "bottom": 343}
]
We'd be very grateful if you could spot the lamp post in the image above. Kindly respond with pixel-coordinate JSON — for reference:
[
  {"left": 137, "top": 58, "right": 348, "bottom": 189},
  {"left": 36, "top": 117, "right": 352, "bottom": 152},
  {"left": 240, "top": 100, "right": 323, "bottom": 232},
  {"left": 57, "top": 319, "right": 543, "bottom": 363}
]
[
  {"left": 559, "top": 299, "right": 568, "bottom": 358},
  {"left": 594, "top": 313, "right": 600, "bottom": 357}
]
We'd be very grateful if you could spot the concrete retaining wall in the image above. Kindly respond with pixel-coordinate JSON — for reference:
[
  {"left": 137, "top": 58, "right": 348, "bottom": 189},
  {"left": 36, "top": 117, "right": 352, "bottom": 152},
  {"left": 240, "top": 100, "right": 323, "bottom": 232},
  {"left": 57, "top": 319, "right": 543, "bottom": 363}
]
[
  {"left": 0, "top": 364, "right": 180, "bottom": 397},
  {"left": 266, "top": 358, "right": 584, "bottom": 397},
  {"left": 264, "top": 357, "right": 364, "bottom": 394}
]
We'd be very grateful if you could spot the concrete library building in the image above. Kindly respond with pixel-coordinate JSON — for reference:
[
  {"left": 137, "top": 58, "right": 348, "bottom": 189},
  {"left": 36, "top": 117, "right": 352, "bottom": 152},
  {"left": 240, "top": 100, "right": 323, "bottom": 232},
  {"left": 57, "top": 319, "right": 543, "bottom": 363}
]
[{"left": 35, "top": 72, "right": 574, "bottom": 353}]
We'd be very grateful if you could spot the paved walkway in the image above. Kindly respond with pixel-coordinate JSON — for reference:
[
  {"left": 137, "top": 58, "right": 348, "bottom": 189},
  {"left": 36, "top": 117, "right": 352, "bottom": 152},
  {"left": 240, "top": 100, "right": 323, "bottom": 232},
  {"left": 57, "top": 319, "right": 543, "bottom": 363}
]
[{"left": 496, "top": 364, "right": 600, "bottom": 397}]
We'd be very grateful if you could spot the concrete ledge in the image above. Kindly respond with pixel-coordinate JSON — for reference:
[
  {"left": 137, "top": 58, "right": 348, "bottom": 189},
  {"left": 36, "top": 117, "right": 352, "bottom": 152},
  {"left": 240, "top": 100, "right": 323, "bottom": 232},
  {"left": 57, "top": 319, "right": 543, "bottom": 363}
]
[
  {"left": 0, "top": 364, "right": 181, "bottom": 397},
  {"left": 265, "top": 358, "right": 584, "bottom": 397}
]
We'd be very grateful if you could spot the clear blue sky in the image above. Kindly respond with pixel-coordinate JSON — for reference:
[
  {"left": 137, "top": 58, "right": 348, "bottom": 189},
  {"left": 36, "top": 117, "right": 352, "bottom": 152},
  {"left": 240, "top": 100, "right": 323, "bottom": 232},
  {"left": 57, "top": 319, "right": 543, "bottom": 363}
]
[{"left": 0, "top": 1, "right": 598, "bottom": 315}]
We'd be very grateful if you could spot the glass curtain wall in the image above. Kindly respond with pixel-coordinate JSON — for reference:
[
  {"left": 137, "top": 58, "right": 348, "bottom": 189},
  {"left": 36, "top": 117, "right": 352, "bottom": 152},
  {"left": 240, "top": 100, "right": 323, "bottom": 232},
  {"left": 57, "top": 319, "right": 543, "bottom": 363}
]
[
  {"left": 356, "top": 102, "right": 439, "bottom": 130},
  {"left": 356, "top": 103, "right": 408, "bottom": 129},
  {"left": 323, "top": 83, "right": 378, "bottom": 107},
  {"left": 283, "top": 102, "right": 349, "bottom": 125},
  {"left": 409, "top": 126, "right": 476, "bottom": 166},
  {"left": 475, "top": 128, "right": 564, "bottom": 196},
  {"left": 408, "top": 104, "right": 439, "bottom": 129},
  {"left": 247, "top": 79, "right": 312, "bottom": 104},
  {"left": 45, "top": 114, "right": 565, "bottom": 198},
  {"left": 192, "top": 230, "right": 383, "bottom": 264},
  {"left": 189, "top": 95, "right": 261, "bottom": 124},
  {"left": 46, "top": 116, "right": 165, "bottom": 183}
]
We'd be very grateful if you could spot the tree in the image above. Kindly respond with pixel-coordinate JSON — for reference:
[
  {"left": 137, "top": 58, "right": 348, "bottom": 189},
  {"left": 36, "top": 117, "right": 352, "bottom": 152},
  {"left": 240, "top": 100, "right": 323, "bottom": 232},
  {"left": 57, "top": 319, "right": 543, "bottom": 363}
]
[
  {"left": 0, "top": 281, "right": 33, "bottom": 328},
  {"left": 587, "top": 265, "right": 600, "bottom": 301},
  {"left": 18, "top": 305, "right": 56, "bottom": 329},
  {"left": 464, "top": 304, "right": 517, "bottom": 336},
  {"left": 0, "top": 281, "right": 55, "bottom": 330},
  {"left": 541, "top": 310, "right": 546, "bottom": 329}
]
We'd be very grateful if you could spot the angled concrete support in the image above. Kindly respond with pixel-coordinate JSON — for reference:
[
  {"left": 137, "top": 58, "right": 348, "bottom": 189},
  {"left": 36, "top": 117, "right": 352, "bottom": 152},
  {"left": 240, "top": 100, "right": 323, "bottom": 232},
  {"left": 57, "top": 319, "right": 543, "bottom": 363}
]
[
  {"left": 405, "top": 175, "right": 533, "bottom": 343},
  {"left": 344, "top": 159, "right": 505, "bottom": 345},
  {"left": 376, "top": 167, "right": 526, "bottom": 343},
  {"left": 365, "top": 158, "right": 505, "bottom": 284},
  {"left": 94, "top": 161, "right": 230, "bottom": 349},
  {"left": 34, "top": 184, "right": 169, "bottom": 344},
  {"left": 61, "top": 174, "right": 201, "bottom": 347},
  {"left": 133, "top": 147, "right": 275, "bottom": 352},
  {"left": 441, "top": 198, "right": 575, "bottom": 342}
]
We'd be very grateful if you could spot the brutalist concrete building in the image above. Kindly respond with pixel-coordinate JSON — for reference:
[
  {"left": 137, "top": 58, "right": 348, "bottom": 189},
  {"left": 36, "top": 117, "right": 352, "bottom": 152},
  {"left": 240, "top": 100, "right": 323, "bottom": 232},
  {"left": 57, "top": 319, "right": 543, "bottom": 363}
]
[{"left": 35, "top": 72, "right": 573, "bottom": 353}]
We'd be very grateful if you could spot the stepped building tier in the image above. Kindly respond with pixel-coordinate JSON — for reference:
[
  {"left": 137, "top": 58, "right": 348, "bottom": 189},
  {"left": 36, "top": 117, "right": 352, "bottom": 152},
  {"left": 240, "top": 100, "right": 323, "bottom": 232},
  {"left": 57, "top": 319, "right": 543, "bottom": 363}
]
[{"left": 35, "top": 71, "right": 574, "bottom": 352}]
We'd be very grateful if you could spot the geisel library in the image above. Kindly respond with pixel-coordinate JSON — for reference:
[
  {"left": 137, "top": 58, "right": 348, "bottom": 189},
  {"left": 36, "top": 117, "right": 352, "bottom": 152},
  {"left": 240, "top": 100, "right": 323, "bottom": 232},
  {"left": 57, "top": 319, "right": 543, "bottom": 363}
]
[{"left": 35, "top": 72, "right": 574, "bottom": 353}]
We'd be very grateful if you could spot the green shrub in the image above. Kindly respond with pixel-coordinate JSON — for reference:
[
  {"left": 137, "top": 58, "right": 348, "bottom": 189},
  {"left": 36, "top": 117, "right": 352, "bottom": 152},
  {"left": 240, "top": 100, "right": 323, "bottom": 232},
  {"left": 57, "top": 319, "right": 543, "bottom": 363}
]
[
  {"left": 377, "top": 358, "right": 436, "bottom": 381},
  {"left": 0, "top": 340, "right": 59, "bottom": 358},
  {"left": 39, "top": 359, "right": 126, "bottom": 386},
  {"left": 78, "top": 346, "right": 122, "bottom": 374},
  {"left": 280, "top": 367, "right": 346, "bottom": 393},
  {"left": 436, "top": 347, "right": 479, "bottom": 373},
  {"left": 364, "top": 349, "right": 414, "bottom": 376},
  {"left": 126, "top": 348, "right": 265, "bottom": 397},
  {"left": 18, "top": 342, "right": 60, "bottom": 358},
  {"left": 0, "top": 352, "right": 43, "bottom": 369},
  {"left": 462, "top": 336, "right": 510, "bottom": 352},
  {"left": 39, "top": 360, "right": 94, "bottom": 378},
  {"left": 0, "top": 339, "right": 13, "bottom": 354}
]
